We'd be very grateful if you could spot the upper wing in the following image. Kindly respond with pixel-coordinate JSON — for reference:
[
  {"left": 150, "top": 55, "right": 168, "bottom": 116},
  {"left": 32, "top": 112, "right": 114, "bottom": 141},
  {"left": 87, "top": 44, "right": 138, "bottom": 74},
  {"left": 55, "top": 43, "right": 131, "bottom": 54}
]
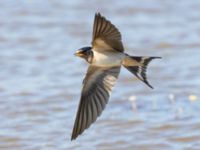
[
  {"left": 71, "top": 66, "right": 120, "bottom": 140},
  {"left": 92, "top": 13, "right": 124, "bottom": 52}
]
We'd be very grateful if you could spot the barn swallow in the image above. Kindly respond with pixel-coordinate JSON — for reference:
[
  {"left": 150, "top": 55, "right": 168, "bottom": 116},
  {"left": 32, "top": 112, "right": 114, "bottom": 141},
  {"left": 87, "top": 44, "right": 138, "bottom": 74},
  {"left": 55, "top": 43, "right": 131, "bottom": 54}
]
[{"left": 71, "top": 13, "right": 161, "bottom": 140}]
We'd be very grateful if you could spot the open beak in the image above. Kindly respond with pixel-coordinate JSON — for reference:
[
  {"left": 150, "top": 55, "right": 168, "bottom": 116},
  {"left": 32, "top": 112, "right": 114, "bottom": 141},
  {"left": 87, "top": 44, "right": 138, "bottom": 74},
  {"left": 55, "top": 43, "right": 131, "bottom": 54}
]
[{"left": 74, "top": 50, "right": 84, "bottom": 57}]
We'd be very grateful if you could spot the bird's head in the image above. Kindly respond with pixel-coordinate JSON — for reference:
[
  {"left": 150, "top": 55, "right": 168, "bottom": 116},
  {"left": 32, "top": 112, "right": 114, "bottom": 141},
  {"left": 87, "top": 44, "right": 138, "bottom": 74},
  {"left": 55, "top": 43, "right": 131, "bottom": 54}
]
[{"left": 75, "top": 46, "right": 93, "bottom": 63}]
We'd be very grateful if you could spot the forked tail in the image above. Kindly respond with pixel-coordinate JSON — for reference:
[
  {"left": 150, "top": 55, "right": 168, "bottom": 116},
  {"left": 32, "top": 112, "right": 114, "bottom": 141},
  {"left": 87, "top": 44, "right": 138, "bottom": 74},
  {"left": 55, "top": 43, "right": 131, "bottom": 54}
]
[{"left": 122, "top": 55, "right": 161, "bottom": 89}]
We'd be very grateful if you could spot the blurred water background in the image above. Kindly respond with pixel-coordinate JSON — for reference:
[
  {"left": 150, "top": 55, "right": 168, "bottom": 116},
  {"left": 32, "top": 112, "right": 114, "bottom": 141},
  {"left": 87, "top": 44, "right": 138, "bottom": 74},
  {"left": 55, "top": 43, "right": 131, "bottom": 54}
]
[{"left": 0, "top": 0, "right": 200, "bottom": 149}]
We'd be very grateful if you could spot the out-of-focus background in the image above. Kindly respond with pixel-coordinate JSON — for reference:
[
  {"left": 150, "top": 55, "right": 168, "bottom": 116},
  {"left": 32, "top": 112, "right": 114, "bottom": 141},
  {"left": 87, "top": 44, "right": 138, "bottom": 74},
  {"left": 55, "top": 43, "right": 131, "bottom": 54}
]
[{"left": 0, "top": 0, "right": 200, "bottom": 150}]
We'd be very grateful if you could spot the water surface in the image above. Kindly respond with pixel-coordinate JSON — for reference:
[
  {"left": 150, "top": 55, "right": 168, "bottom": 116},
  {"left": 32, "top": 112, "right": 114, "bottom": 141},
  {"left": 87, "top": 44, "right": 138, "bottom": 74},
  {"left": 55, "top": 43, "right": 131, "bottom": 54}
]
[{"left": 0, "top": 0, "right": 200, "bottom": 150}]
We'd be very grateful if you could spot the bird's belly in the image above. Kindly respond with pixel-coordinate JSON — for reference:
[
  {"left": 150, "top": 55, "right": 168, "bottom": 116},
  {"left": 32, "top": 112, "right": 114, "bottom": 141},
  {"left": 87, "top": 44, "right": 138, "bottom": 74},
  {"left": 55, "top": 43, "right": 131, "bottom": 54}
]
[{"left": 92, "top": 51, "right": 125, "bottom": 67}]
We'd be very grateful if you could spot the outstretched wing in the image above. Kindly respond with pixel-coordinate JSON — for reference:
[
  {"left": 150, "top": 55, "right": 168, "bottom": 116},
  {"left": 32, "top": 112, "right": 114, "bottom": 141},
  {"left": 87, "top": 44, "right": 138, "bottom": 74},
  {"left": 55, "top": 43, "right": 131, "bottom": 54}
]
[
  {"left": 92, "top": 13, "right": 124, "bottom": 52},
  {"left": 71, "top": 66, "right": 120, "bottom": 140}
]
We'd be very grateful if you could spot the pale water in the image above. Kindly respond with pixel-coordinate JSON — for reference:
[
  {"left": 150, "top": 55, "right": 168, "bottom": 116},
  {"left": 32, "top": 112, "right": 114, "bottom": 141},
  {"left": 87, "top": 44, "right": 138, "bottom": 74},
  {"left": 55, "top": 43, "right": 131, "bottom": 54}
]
[{"left": 0, "top": 0, "right": 200, "bottom": 150}]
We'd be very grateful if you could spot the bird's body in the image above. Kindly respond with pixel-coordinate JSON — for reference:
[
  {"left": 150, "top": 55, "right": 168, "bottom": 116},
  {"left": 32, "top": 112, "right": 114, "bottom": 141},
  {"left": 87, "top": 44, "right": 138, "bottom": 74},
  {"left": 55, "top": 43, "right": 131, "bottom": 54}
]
[
  {"left": 71, "top": 13, "right": 161, "bottom": 140},
  {"left": 92, "top": 50, "right": 125, "bottom": 67}
]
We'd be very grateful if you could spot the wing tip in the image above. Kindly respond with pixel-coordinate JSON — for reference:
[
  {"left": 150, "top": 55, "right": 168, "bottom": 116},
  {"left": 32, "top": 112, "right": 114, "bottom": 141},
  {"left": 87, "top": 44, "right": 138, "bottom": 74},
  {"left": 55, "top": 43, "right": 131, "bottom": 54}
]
[
  {"left": 95, "top": 12, "right": 101, "bottom": 16},
  {"left": 71, "top": 127, "right": 82, "bottom": 141},
  {"left": 95, "top": 12, "right": 104, "bottom": 21},
  {"left": 71, "top": 134, "right": 77, "bottom": 141},
  {"left": 71, "top": 127, "right": 78, "bottom": 141}
]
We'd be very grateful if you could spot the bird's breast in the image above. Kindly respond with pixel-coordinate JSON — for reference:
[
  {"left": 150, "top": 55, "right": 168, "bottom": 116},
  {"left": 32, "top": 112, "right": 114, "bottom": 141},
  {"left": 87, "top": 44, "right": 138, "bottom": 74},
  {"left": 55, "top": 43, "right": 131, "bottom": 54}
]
[{"left": 92, "top": 50, "right": 125, "bottom": 67}]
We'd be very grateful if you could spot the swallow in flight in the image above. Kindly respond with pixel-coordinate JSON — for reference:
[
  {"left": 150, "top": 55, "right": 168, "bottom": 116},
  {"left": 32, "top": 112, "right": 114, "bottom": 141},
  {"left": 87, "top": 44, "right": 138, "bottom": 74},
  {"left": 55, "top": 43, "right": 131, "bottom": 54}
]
[{"left": 71, "top": 13, "right": 161, "bottom": 140}]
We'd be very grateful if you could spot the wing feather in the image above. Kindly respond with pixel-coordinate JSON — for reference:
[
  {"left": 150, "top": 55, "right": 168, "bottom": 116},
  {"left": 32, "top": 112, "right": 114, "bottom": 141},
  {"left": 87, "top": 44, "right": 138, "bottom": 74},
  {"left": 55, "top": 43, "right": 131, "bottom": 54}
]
[
  {"left": 71, "top": 66, "right": 120, "bottom": 140},
  {"left": 92, "top": 13, "right": 124, "bottom": 52}
]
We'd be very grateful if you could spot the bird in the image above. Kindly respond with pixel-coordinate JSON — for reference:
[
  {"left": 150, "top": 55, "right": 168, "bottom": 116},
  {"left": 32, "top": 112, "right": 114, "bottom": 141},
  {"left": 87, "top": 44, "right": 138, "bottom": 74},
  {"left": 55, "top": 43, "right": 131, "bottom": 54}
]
[{"left": 71, "top": 13, "right": 161, "bottom": 140}]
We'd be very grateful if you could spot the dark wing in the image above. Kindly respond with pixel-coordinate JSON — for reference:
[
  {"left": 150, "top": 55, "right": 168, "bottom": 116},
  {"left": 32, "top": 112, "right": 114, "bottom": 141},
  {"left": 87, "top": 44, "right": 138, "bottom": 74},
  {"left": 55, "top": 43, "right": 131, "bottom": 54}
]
[
  {"left": 92, "top": 13, "right": 124, "bottom": 52},
  {"left": 71, "top": 66, "right": 120, "bottom": 140}
]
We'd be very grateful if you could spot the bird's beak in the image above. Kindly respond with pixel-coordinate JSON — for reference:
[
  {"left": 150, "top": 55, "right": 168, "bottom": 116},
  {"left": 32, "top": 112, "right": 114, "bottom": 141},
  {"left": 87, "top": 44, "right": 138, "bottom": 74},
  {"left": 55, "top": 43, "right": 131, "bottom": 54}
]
[{"left": 74, "top": 50, "right": 84, "bottom": 57}]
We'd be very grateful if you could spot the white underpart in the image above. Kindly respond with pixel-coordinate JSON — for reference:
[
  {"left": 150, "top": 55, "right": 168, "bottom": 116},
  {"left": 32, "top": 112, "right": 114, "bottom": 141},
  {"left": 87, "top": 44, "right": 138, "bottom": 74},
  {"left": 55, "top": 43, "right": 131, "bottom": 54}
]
[{"left": 92, "top": 50, "right": 125, "bottom": 67}]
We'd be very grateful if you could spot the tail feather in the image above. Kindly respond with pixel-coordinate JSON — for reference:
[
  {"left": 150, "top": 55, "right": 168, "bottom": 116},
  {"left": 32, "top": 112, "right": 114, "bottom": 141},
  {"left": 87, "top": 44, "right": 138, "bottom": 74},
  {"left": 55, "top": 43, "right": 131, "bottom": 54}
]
[{"left": 123, "top": 56, "right": 161, "bottom": 89}]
